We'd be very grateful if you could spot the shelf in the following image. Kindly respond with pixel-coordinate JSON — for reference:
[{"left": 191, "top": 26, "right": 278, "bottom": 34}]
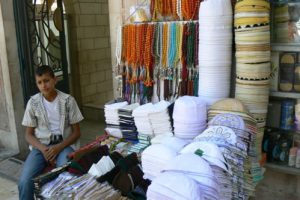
[
  {"left": 270, "top": 91, "right": 300, "bottom": 99},
  {"left": 265, "top": 163, "right": 300, "bottom": 176},
  {"left": 271, "top": 43, "right": 300, "bottom": 52}
]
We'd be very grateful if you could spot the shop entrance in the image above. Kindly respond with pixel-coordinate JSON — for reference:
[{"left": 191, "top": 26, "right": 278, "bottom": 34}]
[{"left": 13, "top": 0, "right": 70, "bottom": 104}]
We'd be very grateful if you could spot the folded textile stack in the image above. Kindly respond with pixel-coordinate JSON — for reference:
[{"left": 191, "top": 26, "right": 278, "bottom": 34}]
[
  {"left": 234, "top": 0, "right": 271, "bottom": 162},
  {"left": 127, "top": 133, "right": 152, "bottom": 156},
  {"left": 132, "top": 103, "right": 155, "bottom": 136},
  {"left": 148, "top": 101, "right": 172, "bottom": 136},
  {"left": 198, "top": 0, "right": 233, "bottom": 105},
  {"left": 173, "top": 96, "right": 207, "bottom": 140},
  {"left": 148, "top": 154, "right": 219, "bottom": 200},
  {"left": 118, "top": 103, "right": 140, "bottom": 142},
  {"left": 104, "top": 101, "right": 128, "bottom": 138}
]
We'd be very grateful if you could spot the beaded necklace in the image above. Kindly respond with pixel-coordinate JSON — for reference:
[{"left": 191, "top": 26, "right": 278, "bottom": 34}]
[
  {"left": 177, "top": 0, "right": 182, "bottom": 20},
  {"left": 144, "top": 24, "right": 154, "bottom": 87},
  {"left": 182, "top": 0, "right": 201, "bottom": 20},
  {"left": 168, "top": 23, "right": 176, "bottom": 69},
  {"left": 121, "top": 25, "right": 127, "bottom": 63},
  {"left": 162, "top": 23, "right": 169, "bottom": 70},
  {"left": 116, "top": 26, "right": 122, "bottom": 67}
]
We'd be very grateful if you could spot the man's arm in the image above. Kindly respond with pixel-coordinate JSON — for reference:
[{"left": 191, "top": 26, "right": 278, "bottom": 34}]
[
  {"left": 46, "top": 123, "right": 81, "bottom": 161},
  {"left": 25, "top": 127, "right": 49, "bottom": 159}
]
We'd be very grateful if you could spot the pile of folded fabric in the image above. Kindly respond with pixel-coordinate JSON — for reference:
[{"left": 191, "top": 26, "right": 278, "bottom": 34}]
[
  {"left": 198, "top": 0, "right": 233, "bottom": 105},
  {"left": 148, "top": 100, "right": 172, "bottom": 136},
  {"left": 173, "top": 96, "right": 207, "bottom": 140},
  {"left": 104, "top": 101, "right": 128, "bottom": 138},
  {"left": 118, "top": 103, "right": 140, "bottom": 142},
  {"left": 132, "top": 103, "right": 155, "bottom": 136}
]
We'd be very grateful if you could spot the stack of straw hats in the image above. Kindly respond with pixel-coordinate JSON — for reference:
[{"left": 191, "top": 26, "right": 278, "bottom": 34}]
[{"left": 234, "top": 0, "right": 271, "bottom": 161}]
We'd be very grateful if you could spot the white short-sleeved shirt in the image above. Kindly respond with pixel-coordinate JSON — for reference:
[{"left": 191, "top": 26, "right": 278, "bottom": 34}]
[
  {"left": 22, "top": 90, "right": 84, "bottom": 150},
  {"left": 43, "top": 96, "right": 61, "bottom": 135}
]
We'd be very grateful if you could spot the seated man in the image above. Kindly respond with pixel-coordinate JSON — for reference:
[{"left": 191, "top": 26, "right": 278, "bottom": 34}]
[{"left": 18, "top": 65, "right": 84, "bottom": 200}]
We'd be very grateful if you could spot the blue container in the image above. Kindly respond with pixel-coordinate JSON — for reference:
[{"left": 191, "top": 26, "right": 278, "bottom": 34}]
[{"left": 280, "top": 100, "right": 295, "bottom": 130}]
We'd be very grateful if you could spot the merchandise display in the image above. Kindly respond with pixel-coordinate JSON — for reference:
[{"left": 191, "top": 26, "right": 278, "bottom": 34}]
[
  {"left": 32, "top": 0, "right": 276, "bottom": 199},
  {"left": 197, "top": 0, "right": 233, "bottom": 106},
  {"left": 234, "top": 0, "right": 271, "bottom": 161}
]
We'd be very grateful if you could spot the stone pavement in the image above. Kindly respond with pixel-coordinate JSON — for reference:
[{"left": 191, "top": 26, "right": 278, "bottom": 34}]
[{"left": 0, "top": 175, "right": 18, "bottom": 200}]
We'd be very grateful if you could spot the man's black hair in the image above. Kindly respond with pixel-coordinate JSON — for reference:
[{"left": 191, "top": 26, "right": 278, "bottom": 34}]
[{"left": 35, "top": 65, "right": 55, "bottom": 77}]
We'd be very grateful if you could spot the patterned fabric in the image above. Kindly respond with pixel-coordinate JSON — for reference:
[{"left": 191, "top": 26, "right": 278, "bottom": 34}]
[{"left": 22, "top": 90, "right": 84, "bottom": 150}]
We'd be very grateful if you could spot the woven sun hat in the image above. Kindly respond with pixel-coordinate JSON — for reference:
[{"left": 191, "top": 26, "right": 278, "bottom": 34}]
[
  {"left": 234, "top": 16, "right": 269, "bottom": 27},
  {"left": 162, "top": 154, "right": 217, "bottom": 189},
  {"left": 199, "top": 0, "right": 232, "bottom": 17},
  {"left": 235, "top": 12, "right": 269, "bottom": 19},
  {"left": 180, "top": 141, "right": 228, "bottom": 172},
  {"left": 236, "top": 62, "right": 270, "bottom": 80},
  {"left": 173, "top": 96, "right": 207, "bottom": 123},
  {"left": 147, "top": 172, "right": 202, "bottom": 200},
  {"left": 235, "top": 0, "right": 270, "bottom": 12},
  {"left": 236, "top": 51, "right": 270, "bottom": 63},
  {"left": 209, "top": 98, "right": 249, "bottom": 113},
  {"left": 235, "top": 31, "right": 270, "bottom": 43},
  {"left": 236, "top": 44, "right": 270, "bottom": 52}
]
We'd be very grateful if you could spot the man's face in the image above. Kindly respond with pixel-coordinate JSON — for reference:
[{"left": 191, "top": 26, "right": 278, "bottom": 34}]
[{"left": 35, "top": 73, "right": 57, "bottom": 96}]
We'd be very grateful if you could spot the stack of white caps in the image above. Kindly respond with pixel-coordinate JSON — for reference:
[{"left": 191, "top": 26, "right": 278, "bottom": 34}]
[
  {"left": 162, "top": 154, "right": 219, "bottom": 200},
  {"left": 141, "top": 144, "right": 177, "bottom": 180},
  {"left": 132, "top": 103, "right": 155, "bottom": 136},
  {"left": 147, "top": 172, "right": 203, "bottom": 200},
  {"left": 104, "top": 101, "right": 128, "bottom": 125},
  {"left": 180, "top": 142, "right": 232, "bottom": 200},
  {"left": 151, "top": 134, "right": 188, "bottom": 152},
  {"left": 198, "top": 0, "right": 233, "bottom": 105},
  {"left": 173, "top": 96, "right": 207, "bottom": 140},
  {"left": 148, "top": 100, "right": 172, "bottom": 136}
]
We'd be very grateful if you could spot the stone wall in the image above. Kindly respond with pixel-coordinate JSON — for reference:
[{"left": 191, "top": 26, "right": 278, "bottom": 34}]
[
  {"left": 67, "top": 0, "right": 113, "bottom": 106},
  {"left": 0, "top": 0, "right": 26, "bottom": 157}
]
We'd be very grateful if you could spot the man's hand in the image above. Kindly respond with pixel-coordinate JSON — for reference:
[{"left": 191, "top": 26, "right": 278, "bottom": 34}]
[{"left": 45, "top": 144, "right": 63, "bottom": 163}]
